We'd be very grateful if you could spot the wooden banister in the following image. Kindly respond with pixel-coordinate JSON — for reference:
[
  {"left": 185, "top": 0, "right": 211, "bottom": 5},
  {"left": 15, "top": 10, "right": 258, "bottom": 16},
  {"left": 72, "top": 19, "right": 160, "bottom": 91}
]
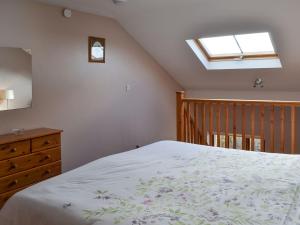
[
  {"left": 177, "top": 91, "right": 299, "bottom": 154},
  {"left": 182, "top": 98, "right": 300, "bottom": 106}
]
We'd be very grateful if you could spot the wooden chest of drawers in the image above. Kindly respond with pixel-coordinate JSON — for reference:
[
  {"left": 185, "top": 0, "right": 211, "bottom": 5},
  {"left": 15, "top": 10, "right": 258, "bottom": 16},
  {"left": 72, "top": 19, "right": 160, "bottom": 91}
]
[{"left": 0, "top": 128, "right": 62, "bottom": 208}]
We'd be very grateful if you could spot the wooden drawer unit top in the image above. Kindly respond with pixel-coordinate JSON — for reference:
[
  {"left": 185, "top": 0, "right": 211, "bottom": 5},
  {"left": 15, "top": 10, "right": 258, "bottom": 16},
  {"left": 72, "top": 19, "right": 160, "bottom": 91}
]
[
  {"left": 0, "top": 148, "right": 61, "bottom": 177},
  {"left": 0, "top": 161, "right": 61, "bottom": 194},
  {"left": 0, "top": 140, "right": 30, "bottom": 161},
  {"left": 0, "top": 128, "right": 62, "bottom": 145},
  {"left": 32, "top": 134, "right": 61, "bottom": 152}
]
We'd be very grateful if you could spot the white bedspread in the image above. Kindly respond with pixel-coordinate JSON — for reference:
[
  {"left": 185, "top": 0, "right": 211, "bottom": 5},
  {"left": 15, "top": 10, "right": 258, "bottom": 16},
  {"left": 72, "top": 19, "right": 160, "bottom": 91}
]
[{"left": 1, "top": 141, "right": 300, "bottom": 225}]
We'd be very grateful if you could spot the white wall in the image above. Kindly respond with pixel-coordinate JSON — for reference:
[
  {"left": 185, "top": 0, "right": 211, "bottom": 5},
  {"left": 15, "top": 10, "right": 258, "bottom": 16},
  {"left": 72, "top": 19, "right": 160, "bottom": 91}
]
[{"left": 0, "top": 0, "right": 181, "bottom": 171}]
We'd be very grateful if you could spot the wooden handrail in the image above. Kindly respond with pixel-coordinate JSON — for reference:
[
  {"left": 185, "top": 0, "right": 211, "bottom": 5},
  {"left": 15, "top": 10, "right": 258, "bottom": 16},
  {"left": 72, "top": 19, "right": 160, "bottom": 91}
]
[
  {"left": 182, "top": 98, "right": 300, "bottom": 106},
  {"left": 177, "top": 91, "right": 299, "bottom": 154}
]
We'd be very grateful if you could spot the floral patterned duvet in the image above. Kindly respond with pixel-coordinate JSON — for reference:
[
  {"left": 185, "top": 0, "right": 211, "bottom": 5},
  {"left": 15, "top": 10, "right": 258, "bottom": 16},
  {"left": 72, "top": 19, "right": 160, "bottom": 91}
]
[{"left": 1, "top": 141, "right": 300, "bottom": 225}]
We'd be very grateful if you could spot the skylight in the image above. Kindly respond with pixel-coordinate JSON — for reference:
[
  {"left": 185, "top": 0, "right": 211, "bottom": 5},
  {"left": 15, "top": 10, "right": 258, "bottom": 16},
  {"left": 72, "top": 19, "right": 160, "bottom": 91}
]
[
  {"left": 200, "top": 35, "right": 241, "bottom": 57},
  {"left": 197, "top": 32, "right": 277, "bottom": 60},
  {"left": 186, "top": 32, "right": 282, "bottom": 70},
  {"left": 235, "top": 33, "right": 275, "bottom": 55}
]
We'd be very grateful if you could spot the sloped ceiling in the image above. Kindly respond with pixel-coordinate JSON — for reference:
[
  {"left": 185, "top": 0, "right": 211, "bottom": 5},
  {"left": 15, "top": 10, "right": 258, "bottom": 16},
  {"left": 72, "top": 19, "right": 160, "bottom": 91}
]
[{"left": 37, "top": 0, "right": 300, "bottom": 91}]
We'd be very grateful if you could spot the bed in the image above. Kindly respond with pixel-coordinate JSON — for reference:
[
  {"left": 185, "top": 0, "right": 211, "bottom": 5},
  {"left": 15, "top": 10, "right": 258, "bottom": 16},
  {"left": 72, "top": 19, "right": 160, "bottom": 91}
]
[{"left": 1, "top": 140, "right": 300, "bottom": 225}]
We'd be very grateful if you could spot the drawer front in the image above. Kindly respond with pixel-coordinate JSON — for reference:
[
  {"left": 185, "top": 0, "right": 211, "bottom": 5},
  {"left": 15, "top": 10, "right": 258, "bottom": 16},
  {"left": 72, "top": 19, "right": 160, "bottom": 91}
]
[
  {"left": 0, "top": 161, "right": 61, "bottom": 194},
  {"left": 0, "top": 186, "right": 28, "bottom": 209},
  {"left": 0, "top": 148, "right": 61, "bottom": 177},
  {"left": 0, "top": 141, "right": 30, "bottom": 161},
  {"left": 32, "top": 134, "right": 61, "bottom": 152}
]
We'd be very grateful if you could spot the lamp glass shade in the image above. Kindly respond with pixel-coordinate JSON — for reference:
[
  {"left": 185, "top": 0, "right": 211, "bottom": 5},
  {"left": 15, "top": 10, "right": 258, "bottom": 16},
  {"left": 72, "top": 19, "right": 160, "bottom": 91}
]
[{"left": 5, "top": 90, "right": 15, "bottom": 100}]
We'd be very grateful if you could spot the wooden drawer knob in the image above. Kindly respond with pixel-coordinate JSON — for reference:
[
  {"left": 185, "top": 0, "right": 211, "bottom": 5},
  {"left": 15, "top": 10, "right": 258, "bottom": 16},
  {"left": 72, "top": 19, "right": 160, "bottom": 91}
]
[
  {"left": 10, "top": 163, "right": 18, "bottom": 170},
  {"left": 9, "top": 180, "right": 18, "bottom": 187},
  {"left": 44, "top": 169, "right": 51, "bottom": 175},
  {"left": 40, "top": 155, "right": 52, "bottom": 162},
  {"left": 10, "top": 148, "right": 17, "bottom": 153},
  {"left": 44, "top": 140, "right": 51, "bottom": 145}
]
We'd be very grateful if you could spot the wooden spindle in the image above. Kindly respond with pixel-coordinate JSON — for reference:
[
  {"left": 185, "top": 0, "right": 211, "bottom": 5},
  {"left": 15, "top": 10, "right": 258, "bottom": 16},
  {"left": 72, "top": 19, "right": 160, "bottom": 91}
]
[
  {"left": 260, "top": 104, "right": 265, "bottom": 152},
  {"left": 246, "top": 138, "right": 250, "bottom": 150},
  {"left": 225, "top": 103, "right": 229, "bottom": 148},
  {"left": 233, "top": 103, "right": 237, "bottom": 149},
  {"left": 251, "top": 104, "right": 255, "bottom": 151},
  {"left": 270, "top": 105, "right": 275, "bottom": 153},
  {"left": 176, "top": 92, "right": 184, "bottom": 141},
  {"left": 183, "top": 106, "right": 187, "bottom": 142},
  {"left": 187, "top": 102, "right": 191, "bottom": 143},
  {"left": 209, "top": 103, "right": 213, "bottom": 146},
  {"left": 241, "top": 104, "right": 246, "bottom": 150},
  {"left": 216, "top": 103, "right": 221, "bottom": 147},
  {"left": 202, "top": 103, "right": 206, "bottom": 145},
  {"left": 291, "top": 106, "right": 296, "bottom": 154},
  {"left": 280, "top": 106, "right": 285, "bottom": 153},
  {"left": 194, "top": 103, "right": 198, "bottom": 144},
  {"left": 190, "top": 108, "right": 194, "bottom": 144},
  {"left": 191, "top": 119, "right": 194, "bottom": 143},
  {"left": 182, "top": 107, "right": 186, "bottom": 142}
]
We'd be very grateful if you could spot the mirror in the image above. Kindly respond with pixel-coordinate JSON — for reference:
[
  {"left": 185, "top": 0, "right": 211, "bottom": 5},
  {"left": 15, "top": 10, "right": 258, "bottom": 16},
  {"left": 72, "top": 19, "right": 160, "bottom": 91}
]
[
  {"left": 0, "top": 47, "right": 32, "bottom": 111},
  {"left": 88, "top": 37, "right": 105, "bottom": 63}
]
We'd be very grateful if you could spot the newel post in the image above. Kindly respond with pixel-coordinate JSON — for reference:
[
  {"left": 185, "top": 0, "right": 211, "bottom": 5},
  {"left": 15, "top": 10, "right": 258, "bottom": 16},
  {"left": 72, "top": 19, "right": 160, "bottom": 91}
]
[{"left": 176, "top": 91, "right": 185, "bottom": 141}]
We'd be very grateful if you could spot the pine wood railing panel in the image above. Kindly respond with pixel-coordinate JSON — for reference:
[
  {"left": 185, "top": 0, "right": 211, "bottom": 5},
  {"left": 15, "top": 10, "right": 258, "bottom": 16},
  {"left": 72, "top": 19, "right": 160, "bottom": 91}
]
[{"left": 177, "top": 91, "right": 300, "bottom": 154}]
